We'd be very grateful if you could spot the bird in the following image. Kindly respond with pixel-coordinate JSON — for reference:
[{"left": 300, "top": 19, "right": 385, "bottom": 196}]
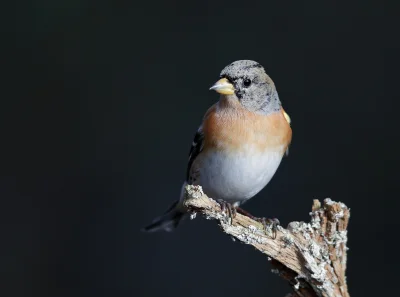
[{"left": 143, "top": 60, "right": 292, "bottom": 233}]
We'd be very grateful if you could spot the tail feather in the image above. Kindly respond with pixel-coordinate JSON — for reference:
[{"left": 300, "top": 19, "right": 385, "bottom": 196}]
[{"left": 142, "top": 200, "right": 187, "bottom": 232}]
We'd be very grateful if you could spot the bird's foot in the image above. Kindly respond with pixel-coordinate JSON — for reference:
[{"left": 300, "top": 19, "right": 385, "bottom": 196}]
[
  {"left": 217, "top": 200, "right": 237, "bottom": 224},
  {"left": 256, "top": 217, "right": 280, "bottom": 239},
  {"left": 235, "top": 207, "right": 280, "bottom": 239}
]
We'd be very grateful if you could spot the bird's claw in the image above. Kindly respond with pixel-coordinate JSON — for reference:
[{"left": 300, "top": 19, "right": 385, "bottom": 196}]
[
  {"left": 256, "top": 217, "right": 280, "bottom": 239},
  {"left": 217, "top": 200, "right": 237, "bottom": 224}
]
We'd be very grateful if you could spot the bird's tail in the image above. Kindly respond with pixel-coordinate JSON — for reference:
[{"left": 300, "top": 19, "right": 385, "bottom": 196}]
[{"left": 142, "top": 200, "right": 187, "bottom": 232}]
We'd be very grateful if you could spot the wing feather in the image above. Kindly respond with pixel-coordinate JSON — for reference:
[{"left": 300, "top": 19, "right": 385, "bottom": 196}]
[{"left": 186, "top": 127, "right": 204, "bottom": 181}]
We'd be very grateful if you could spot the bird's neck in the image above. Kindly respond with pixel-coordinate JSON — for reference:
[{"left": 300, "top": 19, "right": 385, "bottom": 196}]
[
  {"left": 218, "top": 89, "right": 282, "bottom": 115},
  {"left": 218, "top": 95, "right": 241, "bottom": 109},
  {"left": 258, "top": 88, "right": 282, "bottom": 115}
]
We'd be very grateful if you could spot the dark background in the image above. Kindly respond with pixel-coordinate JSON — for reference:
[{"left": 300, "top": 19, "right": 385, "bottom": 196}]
[{"left": 2, "top": 0, "right": 399, "bottom": 296}]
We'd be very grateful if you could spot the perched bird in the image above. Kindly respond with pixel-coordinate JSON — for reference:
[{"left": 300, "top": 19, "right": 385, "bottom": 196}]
[{"left": 143, "top": 60, "right": 292, "bottom": 232}]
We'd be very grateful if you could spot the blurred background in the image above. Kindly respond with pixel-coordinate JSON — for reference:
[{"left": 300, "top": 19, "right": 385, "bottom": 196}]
[{"left": 2, "top": 0, "right": 399, "bottom": 296}]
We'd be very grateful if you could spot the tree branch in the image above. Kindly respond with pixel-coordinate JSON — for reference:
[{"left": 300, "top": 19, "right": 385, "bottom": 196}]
[{"left": 183, "top": 185, "right": 350, "bottom": 297}]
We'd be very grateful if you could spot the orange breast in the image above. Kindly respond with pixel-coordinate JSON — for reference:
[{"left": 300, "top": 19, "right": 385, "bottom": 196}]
[{"left": 202, "top": 101, "right": 292, "bottom": 155}]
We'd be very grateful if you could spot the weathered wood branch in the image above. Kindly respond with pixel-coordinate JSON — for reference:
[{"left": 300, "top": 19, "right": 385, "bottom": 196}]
[{"left": 184, "top": 185, "right": 350, "bottom": 297}]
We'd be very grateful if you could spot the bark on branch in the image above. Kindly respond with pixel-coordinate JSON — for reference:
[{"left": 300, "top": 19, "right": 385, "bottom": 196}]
[{"left": 183, "top": 185, "right": 350, "bottom": 297}]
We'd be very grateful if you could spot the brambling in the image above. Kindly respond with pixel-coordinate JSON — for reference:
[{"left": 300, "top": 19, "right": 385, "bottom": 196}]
[{"left": 143, "top": 60, "right": 292, "bottom": 233}]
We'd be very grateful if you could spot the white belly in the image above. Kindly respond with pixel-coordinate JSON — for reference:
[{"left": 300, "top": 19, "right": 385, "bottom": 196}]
[{"left": 198, "top": 147, "right": 284, "bottom": 203}]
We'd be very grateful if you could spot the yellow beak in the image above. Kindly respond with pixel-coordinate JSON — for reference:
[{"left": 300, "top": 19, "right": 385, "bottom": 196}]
[{"left": 209, "top": 78, "right": 235, "bottom": 95}]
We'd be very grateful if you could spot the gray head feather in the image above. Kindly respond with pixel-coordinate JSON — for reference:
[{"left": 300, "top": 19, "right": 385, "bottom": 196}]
[{"left": 220, "top": 60, "right": 281, "bottom": 114}]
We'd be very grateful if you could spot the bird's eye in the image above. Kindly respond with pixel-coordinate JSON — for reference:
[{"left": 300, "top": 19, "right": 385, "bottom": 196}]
[{"left": 243, "top": 79, "right": 252, "bottom": 87}]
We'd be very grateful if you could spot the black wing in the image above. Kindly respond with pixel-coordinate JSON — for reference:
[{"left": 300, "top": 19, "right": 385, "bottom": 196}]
[{"left": 186, "top": 127, "right": 204, "bottom": 182}]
